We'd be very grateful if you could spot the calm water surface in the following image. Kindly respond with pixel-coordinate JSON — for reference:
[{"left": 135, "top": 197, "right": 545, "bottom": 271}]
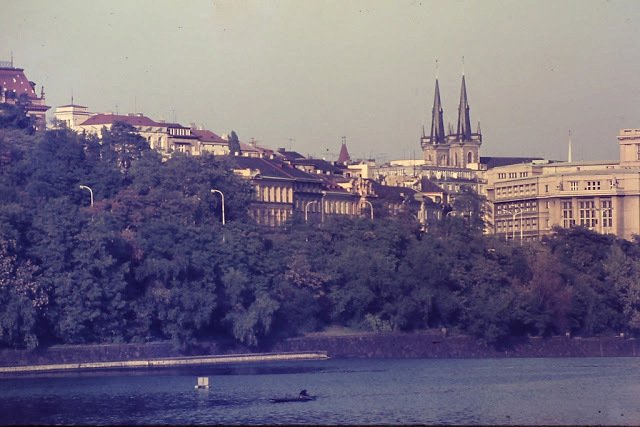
[{"left": 1, "top": 357, "right": 639, "bottom": 425}]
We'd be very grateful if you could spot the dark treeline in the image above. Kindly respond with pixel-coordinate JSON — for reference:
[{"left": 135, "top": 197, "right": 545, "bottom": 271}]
[{"left": 1, "top": 105, "right": 640, "bottom": 351}]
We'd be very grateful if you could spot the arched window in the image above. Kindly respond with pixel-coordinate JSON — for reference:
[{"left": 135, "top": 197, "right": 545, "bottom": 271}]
[{"left": 468, "top": 152, "right": 473, "bottom": 164}]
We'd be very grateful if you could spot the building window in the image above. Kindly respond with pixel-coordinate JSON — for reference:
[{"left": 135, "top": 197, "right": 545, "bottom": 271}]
[
  {"left": 509, "top": 172, "right": 517, "bottom": 178},
  {"left": 468, "top": 152, "right": 473, "bottom": 164},
  {"left": 545, "top": 184, "right": 549, "bottom": 193},
  {"left": 498, "top": 173, "right": 506, "bottom": 179},
  {"left": 562, "top": 200, "right": 575, "bottom": 228},
  {"left": 579, "top": 200, "right": 596, "bottom": 228},
  {"left": 570, "top": 181, "right": 578, "bottom": 191},
  {"left": 637, "top": 144, "right": 640, "bottom": 161},
  {"left": 586, "top": 181, "right": 601, "bottom": 190},
  {"left": 601, "top": 199, "right": 613, "bottom": 228},
  {"left": 519, "top": 172, "right": 528, "bottom": 178}
]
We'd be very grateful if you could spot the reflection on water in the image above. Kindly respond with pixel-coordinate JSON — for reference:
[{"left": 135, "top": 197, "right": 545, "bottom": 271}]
[{"left": 1, "top": 357, "right": 639, "bottom": 425}]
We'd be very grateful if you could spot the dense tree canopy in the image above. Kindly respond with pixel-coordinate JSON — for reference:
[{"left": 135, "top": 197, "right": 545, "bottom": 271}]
[{"left": 1, "top": 121, "right": 640, "bottom": 351}]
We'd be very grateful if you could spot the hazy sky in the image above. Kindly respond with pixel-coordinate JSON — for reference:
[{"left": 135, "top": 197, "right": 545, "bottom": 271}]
[{"left": 3, "top": 0, "right": 640, "bottom": 163}]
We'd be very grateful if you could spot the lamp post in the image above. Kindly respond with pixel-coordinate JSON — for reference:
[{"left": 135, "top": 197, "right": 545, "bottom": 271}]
[
  {"left": 502, "top": 208, "right": 523, "bottom": 242},
  {"left": 304, "top": 200, "right": 318, "bottom": 223},
  {"left": 515, "top": 208, "right": 523, "bottom": 242},
  {"left": 210, "top": 189, "right": 225, "bottom": 225},
  {"left": 362, "top": 200, "right": 374, "bottom": 220},
  {"left": 79, "top": 185, "right": 93, "bottom": 207}
]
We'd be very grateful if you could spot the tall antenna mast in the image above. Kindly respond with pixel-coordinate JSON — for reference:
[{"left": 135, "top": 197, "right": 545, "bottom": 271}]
[{"left": 435, "top": 58, "right": 439, "bottom": 79}]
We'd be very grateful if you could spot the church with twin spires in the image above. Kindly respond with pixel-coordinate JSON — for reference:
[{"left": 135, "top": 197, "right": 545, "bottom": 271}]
[{"left": 421, "top": 75, "right": 482, "bottom": 169}]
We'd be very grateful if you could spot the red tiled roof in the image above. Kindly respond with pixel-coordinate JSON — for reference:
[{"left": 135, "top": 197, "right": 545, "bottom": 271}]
[
  {"left": 80, "top": 113, "right": 161, "bottom": 127},
  {"left": 233, "top": 156, "right": 323, "bottom": 182},
  {"left": 371, "top": 181, "right": 417, "bottom": 201},
  {"left": 291, "top": 158, "right": 345, "bottom": 174},
  {"left": 239, "top": 141, "right": 273, "bottom": 154},
  {"left": 57, "top": 104, "right": 88, "bottom": 108},
  {"left": 192, "top": 128, "right": 227, "bottom": 144},
  {"left": 0, "top": 67, "right": 38, "bottom": 99},
  {"left": 420, "top": 177, "right": 447, "bottom": 193}
]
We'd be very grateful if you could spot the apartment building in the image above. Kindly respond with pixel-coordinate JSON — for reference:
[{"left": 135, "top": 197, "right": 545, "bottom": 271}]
[
  {"left": 486, "top": 129, "right": 640, "bottom": 241},
  {"left": 53, "top": 105, "right": 229, "bottom": 156}
]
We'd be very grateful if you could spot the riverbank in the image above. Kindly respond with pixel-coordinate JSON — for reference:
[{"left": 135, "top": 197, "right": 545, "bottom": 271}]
[
  {"left": 0, "top": 331, "right": 637, "bottom": 372},
  {"left": 0, "top": 351, "right": 329, "bottom": 374},
  {"left": 270, "top": 331, "right": 639, "bottom": 358}
]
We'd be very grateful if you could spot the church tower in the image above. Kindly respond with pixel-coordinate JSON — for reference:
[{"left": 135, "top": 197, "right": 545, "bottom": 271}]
[{"left": 421, "top": 74, "right": 482, "bottom": 168}]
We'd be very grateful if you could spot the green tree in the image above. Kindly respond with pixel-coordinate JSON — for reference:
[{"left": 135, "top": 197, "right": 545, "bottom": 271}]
[
  {"left": 101, "top": 121, "right": 150, "bottom": 172},
  {"left": 227, "top": 130, "right": 241, "bottom": 154},
  {"left": 604, "top": 243, "right": 640, "bottom": 334},
  {"left": 0, "top": 237, "right": 41, "bottom": 349},
  {"left": 0, "top": 104, "right": 34, "bottom": 133}
]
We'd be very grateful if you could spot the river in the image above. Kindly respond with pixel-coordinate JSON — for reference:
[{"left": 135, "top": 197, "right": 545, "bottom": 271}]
[{"left": 1, "top": 357, "right": 639, "bottom": 425}]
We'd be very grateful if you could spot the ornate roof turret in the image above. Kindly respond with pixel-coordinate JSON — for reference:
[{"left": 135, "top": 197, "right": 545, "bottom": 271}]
[
  {"left": 428, "top": 79, "right": 446, "bottom": 144},
  {"left": 456, "top": 74, "right": 472, "bottom": 141}
]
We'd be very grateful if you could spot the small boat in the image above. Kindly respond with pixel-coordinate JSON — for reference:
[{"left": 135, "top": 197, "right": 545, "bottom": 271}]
[
  {"left": 269, "top": 395, "right": 316, "bottom": 403},
  {"left": 270, "top": 389, "right": 316, "bottom": 403}
]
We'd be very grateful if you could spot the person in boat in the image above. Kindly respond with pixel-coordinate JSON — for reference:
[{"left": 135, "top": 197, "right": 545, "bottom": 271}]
[{"left": 299, "top": 389, "right": 309, "bottom": 399}]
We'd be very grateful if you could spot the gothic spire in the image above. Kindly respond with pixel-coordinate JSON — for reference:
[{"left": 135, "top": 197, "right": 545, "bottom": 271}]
[
  {"left": 456, "top": 74, "right": 472, "bottom": 141},
  {"left": 337, "top": 138, "right": 351, "bottom": 164},
  {"left": 429, "top": 79, "right": 446, "bottom": 144}
]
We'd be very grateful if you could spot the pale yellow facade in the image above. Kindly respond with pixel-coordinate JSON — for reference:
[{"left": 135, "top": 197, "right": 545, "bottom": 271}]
[
  {"left": 486, "top": 129, "right": 640, "bottom": 241},
  {"left": 53, "top": 107, "right": 229, "bottom": 157}
]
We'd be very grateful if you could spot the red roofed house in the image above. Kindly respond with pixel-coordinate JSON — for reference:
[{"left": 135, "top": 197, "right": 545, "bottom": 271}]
[
  {"left": 54, "top": 106, "right": 230, "bottom": 157},
  {"left": 191, "top": 127, "right": 229, "bottom": 156},
  {"left": 0, "top": 60, "right": 50, "bottom": 131}
]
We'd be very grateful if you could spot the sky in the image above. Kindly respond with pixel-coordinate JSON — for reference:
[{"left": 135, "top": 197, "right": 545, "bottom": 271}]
[{"left": 2, "top": 0, "right": 640, "bottom": 163}]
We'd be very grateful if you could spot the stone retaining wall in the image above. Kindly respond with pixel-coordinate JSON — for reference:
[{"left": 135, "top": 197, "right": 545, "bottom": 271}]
[
  {"left": 270, "top": 332, "right": 639, "bottom": 359},
  {"left": 0, "top": 332, "right": 637, "bottom": 368}
]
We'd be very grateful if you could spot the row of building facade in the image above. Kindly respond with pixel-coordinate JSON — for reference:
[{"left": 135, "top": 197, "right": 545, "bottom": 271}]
[{"left": 4, "top": 60, "right": 640, "bottom": 240}]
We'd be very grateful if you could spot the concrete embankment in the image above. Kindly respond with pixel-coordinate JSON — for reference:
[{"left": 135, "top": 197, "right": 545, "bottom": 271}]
[
  {"left": 0, "top": 331, "right": 638, "bottom": 375},
  {"left": 0, "top": 351, "right": 329, "bottom": 374},
  {"left": 270, "top": 331, "right": 639, "bottom": 359}
]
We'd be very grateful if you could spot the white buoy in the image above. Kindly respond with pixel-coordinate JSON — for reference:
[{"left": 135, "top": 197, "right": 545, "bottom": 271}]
[{"left": 195, "top": 376, "right": 209, "bottom": 389}]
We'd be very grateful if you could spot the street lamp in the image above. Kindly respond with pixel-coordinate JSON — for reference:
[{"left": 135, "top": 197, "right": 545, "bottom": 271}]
[
  {"left": 304, "top": 200, "right": 319, "bottom": 223},
  {"left": 210, "top": 189, "right": 225, "bottom": 225},
  {"left": 362, "top": 200, "right": 374, "bottom": 220},
  {"left": 502, "top": 208, "right": 522, "bottom": 242},
  {"left": 79, "top": 185, "right": 94, "bottom": 207}
]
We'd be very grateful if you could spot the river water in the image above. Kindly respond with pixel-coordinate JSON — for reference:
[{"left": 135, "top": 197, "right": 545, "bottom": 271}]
[{"left": 1, "top": 357, "right": 639, "bottom": 425}]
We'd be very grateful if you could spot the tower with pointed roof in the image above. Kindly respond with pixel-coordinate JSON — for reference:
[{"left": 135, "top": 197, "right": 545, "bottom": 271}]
[
  {"left": 337, "top": 137, "right": 351, "bottom": 164},
  {"left": 421, "top": 74, "right": 482, "bottom": 168}
]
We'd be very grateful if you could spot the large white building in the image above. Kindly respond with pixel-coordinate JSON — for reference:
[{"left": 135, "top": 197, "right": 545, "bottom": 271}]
[
  {"left": 486, "top": 129, "right": 640, "bottom": 241},
  {"left": 53, "top": 105, "right": 230, "bottom": 156}
]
